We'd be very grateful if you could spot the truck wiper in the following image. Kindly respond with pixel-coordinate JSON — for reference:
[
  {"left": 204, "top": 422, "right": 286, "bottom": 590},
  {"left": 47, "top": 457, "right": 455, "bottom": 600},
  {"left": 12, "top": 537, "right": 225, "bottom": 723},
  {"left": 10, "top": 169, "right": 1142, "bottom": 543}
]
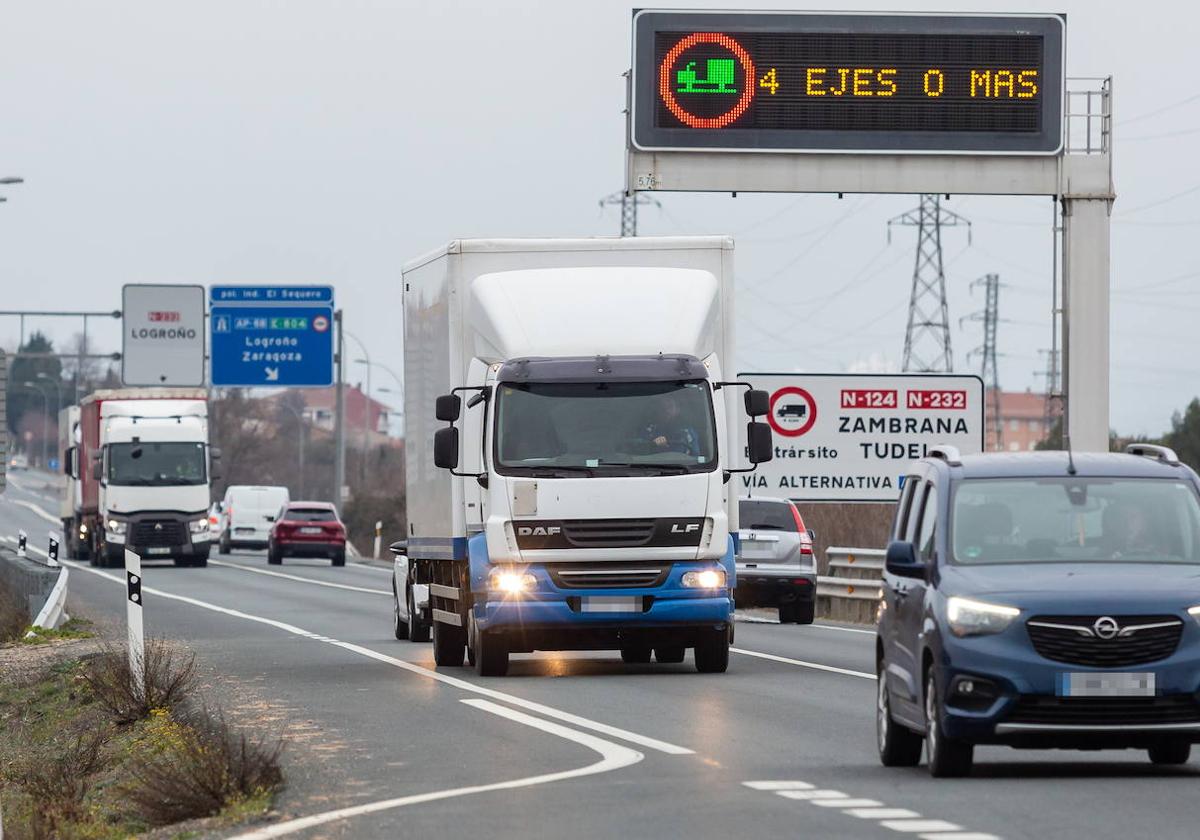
[
  {"left": 598, "top": 462, "right": 693, "bottom": 475},
  {"left": 522, "top": 466, "right": 596, "bottom": 477}
]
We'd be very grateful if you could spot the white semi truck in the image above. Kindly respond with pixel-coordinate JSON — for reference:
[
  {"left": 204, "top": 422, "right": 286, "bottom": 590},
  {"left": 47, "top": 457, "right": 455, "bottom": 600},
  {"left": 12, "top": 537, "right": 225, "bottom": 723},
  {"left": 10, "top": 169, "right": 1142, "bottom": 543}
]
[
  {"left": 63, "top": 389, "right": 219, "bottom": 567},
  {"left": 395, "top": 237, "right": 772, "bottom": 676}
]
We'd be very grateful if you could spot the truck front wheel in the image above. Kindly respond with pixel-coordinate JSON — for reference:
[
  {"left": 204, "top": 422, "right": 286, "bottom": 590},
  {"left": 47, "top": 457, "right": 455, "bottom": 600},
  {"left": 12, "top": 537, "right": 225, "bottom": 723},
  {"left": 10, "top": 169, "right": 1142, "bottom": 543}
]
[
  {"left": 474, "top": 629, "right": 509, "bottom": 677},
  {"left": 694, "top": 628, "right": 730, "bottom": 674},
  {"left": 432, "top": 620, "right": 465, "bottom": 667}
]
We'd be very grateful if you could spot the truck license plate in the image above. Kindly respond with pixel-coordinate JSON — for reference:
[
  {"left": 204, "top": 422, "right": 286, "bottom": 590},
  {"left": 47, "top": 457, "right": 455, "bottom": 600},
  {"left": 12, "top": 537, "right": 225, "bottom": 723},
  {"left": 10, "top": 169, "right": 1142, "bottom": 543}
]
[
  {"left": 581, "top": 596, "right": 642, "bottom": 613},
  {"left": 145, "top": 547, "right": 171, "bottom": 556},
  {"left": 1058, "top": 672, "right": 1155, "bottom": 697}
]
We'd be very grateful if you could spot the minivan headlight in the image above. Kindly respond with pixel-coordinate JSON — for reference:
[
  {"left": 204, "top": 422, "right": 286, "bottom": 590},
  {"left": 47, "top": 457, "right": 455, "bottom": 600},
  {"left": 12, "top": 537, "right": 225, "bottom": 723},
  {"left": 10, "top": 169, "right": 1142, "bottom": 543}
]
[
  {"left": 946, "top": 596, "right": 1020, "bottom": 637},
  {"left": 1188, "top": 605, "right": 1200, "bottom": 625}
]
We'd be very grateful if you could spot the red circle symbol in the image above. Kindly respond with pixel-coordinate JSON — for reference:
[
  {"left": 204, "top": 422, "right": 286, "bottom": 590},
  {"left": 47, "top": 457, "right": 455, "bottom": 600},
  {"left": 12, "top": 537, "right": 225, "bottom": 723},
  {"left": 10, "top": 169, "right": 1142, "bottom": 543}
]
[
  {"left": 313, "top": 315, "right": 330, "bottom": 333},
  {"left": 768, "top": 387, "right": 818, "bottom": 438},
  {"left": 659, "top": 32, "right": 755, "bottom": 129}
]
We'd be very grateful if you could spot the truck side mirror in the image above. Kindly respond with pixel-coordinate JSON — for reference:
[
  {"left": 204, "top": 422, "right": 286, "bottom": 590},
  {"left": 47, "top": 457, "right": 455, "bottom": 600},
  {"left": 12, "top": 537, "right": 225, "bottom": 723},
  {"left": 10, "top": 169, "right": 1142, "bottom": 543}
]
[
  {"left": 63, "top": 447, "right": 74, "bottom": 476},
  {"left": 746, "top": 421, "right": 773, "bottom": 464},
  {"left": 92, "top": 460, "right": 103, "bottom": 481},
  {"left": 435, "top": 394, "right": 461, "bottom": 423},
  {"left": 744, "top": 389, "right": 770, "bottom": 418},
  {"left": 434, "top": 426, "right": 460, "bottom": 469},
  {"left": 210, "top": 447, "right": 222, "bottom": 460}
]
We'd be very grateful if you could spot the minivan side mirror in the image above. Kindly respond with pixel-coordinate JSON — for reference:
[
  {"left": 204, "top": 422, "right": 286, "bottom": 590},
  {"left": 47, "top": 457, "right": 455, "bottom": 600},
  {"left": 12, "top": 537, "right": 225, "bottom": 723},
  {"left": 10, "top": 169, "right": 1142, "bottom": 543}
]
[
  {"left": 744, "top": 389, "right": 770, "bottom": 418},
  {"left": 885, "top": 540, "right": 926, "bottom": 579},
  {"left": 435, "top": 394, "right": 461, "bottom": 423},
  {"left": 746, "top": 421, "right": 773, "bottom": 464},
  {"left": 434, "top": 426, "right": 460, "bottom": 470},
  {"left": 388, "top": 540, "right": 407, "bottom": 557}
]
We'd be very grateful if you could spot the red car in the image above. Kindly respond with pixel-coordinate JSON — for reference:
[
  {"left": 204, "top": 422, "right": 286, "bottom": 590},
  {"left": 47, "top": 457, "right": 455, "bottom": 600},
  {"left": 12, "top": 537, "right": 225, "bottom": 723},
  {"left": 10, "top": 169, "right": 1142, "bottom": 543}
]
[{"left": 267, "top": 502, "right": 347, "bottom": 566}]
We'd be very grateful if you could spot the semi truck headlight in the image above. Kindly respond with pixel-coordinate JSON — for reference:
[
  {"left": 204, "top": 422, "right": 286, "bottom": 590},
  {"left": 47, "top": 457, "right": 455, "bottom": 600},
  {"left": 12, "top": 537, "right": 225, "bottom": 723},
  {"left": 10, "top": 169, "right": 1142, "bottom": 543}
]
[
  {"left": 106, "top": 519, "right": 127, "bottom": 536},
  {"left": 189, "top": 518, "right": 209, "bottom": 535},
  {"left": 682, "top": 569, "right": 726, "bottom": 589},
  {"left": 489, "top": 569, "right": 536, "bottom": 594},
  {"left": 946, "top": 596, "right": 1020, "bottom": 637}
]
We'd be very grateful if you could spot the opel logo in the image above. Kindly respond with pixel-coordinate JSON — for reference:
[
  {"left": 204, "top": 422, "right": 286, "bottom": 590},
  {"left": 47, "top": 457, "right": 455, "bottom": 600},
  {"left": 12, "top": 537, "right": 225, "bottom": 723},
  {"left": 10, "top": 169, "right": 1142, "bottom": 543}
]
[{"left": 1093, "top": 616, "right": 1120, "bottom": 640}]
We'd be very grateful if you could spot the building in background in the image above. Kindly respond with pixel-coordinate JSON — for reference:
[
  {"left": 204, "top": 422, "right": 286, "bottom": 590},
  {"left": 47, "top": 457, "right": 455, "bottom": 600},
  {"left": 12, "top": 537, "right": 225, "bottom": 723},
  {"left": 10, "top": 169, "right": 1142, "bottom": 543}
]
[
  {"left": 278, "top": 385, "right": 396, "bottom": 447},
  {"left": 986, "top": 388, "right": 1051, "bottom": 452}
]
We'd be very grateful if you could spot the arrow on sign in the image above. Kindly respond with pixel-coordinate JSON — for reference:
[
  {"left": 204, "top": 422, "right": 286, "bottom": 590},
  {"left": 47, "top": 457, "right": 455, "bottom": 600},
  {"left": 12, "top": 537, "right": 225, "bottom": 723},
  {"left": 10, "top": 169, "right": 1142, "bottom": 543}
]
[{"left": 265, "top": 367, "right": 279, "bottom": 382}]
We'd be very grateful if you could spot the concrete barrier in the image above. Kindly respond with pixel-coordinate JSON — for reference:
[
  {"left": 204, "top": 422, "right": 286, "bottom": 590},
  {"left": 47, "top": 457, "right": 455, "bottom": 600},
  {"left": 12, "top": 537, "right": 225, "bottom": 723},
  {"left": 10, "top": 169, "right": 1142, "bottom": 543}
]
[
  {"left": 817, "top": 547, "right": 884, "bottom": 625},
  {"left": 0, "top": 545, "right": 68, "bottom": 629}
]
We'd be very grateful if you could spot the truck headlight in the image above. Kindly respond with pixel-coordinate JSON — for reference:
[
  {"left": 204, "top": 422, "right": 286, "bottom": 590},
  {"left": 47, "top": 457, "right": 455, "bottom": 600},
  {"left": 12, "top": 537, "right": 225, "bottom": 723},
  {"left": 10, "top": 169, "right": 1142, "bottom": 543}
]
[
  {"left": 489, "top": 569, "right": 536, "bottom": 594},
  {"left": 106, "top": 519, "right": 127, "bottom": 536},
  {"left": 682, "top": 569, "right": 726, "bottom": 589},
  {"left": 946, "top": 596, "right": 1020, "bottom": 637},
  {"left": 189, "top": 518, "right": 209, "bottom": 535}
]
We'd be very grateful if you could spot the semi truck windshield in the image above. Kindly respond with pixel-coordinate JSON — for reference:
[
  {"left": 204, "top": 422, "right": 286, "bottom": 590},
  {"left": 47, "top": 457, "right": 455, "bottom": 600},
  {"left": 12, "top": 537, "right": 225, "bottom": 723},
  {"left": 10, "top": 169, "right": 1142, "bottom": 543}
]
[
  {"left": 107, "top": 442, "right": 207, "bottom": 486},
  {"left": 495, "top": 380, "right": 717, "bottom": 475}
]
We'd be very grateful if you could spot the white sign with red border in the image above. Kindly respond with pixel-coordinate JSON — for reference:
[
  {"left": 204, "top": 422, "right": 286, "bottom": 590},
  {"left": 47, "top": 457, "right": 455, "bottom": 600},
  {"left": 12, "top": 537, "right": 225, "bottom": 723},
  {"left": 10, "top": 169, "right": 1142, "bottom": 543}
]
[
  {"left": 122, "top": 284, "right": 206, "bottom": 387},
  {"left": 739, "top": 373, "right": 985, "bottom": 502}
]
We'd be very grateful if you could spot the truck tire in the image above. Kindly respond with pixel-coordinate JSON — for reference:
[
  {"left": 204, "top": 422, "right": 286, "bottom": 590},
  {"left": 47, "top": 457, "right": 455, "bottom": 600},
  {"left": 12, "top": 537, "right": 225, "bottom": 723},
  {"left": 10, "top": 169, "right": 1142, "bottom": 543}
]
[
  {"left": 474, "top": 629, "right": 509, "bottom": 677},
  {"left": 694, "top": 628, "right": 730, "bottom": 674},
  {"left": 655, "top": 646, "right": 686, "bottom": 663},
  {"left": 620, "top": 645, "right": 652, "bottom": 664},
  {"left": 193, "top": 546, "right": 210, "bottom": 568},
  {"left": 407, "top": 584, "right": 431, "bottom": 643},
  {"left": 219, "top": 534, "right": 230, "bottom": 555},
  {"left": 432, "top": 620, "right": 465, "bottom": 667}
]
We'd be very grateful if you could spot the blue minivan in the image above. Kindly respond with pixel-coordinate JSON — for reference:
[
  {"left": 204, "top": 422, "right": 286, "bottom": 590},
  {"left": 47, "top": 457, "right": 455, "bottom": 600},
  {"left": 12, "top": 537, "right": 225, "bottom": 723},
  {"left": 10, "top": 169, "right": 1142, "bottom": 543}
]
[{"left": 877, "top": 444, "right": 1200, "bottom": 776}]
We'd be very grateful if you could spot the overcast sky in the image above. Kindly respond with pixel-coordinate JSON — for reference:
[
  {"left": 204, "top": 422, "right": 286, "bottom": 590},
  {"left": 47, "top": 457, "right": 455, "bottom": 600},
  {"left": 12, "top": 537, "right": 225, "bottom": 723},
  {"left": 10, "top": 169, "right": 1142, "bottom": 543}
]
[{"left": 0, "top": 1, "right": 1195, "bottom": 436}]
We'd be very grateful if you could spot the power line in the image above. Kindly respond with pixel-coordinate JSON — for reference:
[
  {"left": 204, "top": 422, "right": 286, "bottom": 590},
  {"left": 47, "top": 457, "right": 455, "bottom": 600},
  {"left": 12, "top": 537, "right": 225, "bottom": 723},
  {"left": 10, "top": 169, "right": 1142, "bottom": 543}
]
[
  {"left": 1115, "top": 183, "right": 1200, "bottom": 217},
  {"left": 1117, "top": 92, "right": 1200, "bottom": 126}
]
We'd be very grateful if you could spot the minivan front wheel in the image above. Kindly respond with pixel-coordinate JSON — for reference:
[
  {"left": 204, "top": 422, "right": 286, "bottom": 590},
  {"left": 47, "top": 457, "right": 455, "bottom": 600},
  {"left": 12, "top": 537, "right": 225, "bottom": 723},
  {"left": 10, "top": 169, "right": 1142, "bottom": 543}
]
[
  {"left": 925, "top": 671, "right": 974, "bottom": 777},
  {"left": 877, "top": 667, "right": 922, "bottom": 767},
  {"left": 1148, "top": 742, "right": 1191, "bottom": 765}
]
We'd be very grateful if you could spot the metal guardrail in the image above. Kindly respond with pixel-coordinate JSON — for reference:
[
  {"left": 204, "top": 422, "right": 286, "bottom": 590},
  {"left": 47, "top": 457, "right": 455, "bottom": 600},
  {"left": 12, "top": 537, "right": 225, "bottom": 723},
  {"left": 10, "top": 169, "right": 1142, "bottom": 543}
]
[{"left": 817, "top": 547, "right": 884, "bottom": 624}]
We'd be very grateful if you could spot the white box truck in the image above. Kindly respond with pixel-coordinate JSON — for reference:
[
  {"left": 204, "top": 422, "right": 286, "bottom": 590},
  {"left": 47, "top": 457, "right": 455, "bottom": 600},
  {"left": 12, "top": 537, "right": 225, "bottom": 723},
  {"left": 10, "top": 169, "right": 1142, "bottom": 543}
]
[
  {"left": 63, "top": 389, "right": 219, "bottom": 567},
  {"left": 395, "top": 237, "right": 772, "bottom": 675}
]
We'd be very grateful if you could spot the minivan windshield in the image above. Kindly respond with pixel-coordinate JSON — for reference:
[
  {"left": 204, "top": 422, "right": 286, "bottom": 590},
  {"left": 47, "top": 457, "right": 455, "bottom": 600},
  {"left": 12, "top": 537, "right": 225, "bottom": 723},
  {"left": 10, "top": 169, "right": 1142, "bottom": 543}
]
[
  {"left": 108, "top": 442, "right": 206, "bottom": 486},
  {"left": 952, "top": 478, "right": 1200, "bottom": 565},
  {"left": 495, "top": 380, "right": 716, "bottom": 476}
]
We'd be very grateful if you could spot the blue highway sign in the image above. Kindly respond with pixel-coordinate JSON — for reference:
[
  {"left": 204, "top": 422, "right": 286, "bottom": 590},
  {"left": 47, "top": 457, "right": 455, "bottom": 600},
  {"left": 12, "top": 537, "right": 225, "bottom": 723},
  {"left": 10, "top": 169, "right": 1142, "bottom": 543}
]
[{"left": 209, "top": 285, "right": 334, "bottom": 387}]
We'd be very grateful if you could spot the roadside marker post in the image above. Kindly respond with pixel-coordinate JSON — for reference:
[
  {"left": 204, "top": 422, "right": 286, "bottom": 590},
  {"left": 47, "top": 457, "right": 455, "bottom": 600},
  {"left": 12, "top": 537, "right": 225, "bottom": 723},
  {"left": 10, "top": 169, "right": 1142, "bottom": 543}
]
[
  {"left": 16, "top": 530, "right": 25, "bottom": 558},
  {"left": 125, "top": 548, "right": 145, "bottom": 700},
  {"left": 373, "top": 520, "right": 382, "bottom": 560},
  {"left": 47, "top": 532, "right": 59, "bottom": 567}
]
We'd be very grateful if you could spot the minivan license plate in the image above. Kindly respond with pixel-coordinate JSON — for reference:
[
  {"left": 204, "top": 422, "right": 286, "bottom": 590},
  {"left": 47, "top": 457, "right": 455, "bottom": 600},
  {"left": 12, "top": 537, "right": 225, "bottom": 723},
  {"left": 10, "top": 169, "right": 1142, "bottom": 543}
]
[
  {"left": 581, "top": 596, "right": 642, "bottom": 613},
  {"left": 1058, "top": 672, "right": 1155, "bottom": 697}
]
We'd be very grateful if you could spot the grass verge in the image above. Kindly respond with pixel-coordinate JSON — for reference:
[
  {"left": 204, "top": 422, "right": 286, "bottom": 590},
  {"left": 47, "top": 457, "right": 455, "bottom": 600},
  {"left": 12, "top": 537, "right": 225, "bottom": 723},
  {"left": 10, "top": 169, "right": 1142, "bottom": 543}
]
[
  {"left": 0, "top": 575, "right": 29, "bottom": 643},
  {"left": 0, "top": 638, "right": 284, "bottom": 839}
]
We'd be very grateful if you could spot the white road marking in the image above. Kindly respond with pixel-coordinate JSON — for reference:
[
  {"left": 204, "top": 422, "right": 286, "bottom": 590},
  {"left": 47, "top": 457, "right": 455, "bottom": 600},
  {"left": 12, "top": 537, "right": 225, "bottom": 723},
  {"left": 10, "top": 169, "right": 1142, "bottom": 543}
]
[
  {"left": 918, "top": 834, "right": 1000, "bottom": 840},
  {"left": 208, "top": 559, "right": 390, "bottom": 595},
  {"left": 3, "top": 497, "right": 60, "bottom": 525},
  {"left": 845, "top": 808, "right": 922, "bottom": 820},
  {"left": 731, "top": 647, "right": 876, "bottom": 680},
  {"left": 881, "top": 820, "right": 963, "bottom": 833},
  {"left": 227, "top": 698, "right": 643, "bottom": 839},
  {"left": 743, "top": 781, "right": 814, "bottom": 791},
  {"left": 809, "top": 622, "right": 876, "bottom": 636},
  {"left": 813, "top": 799, "right": 882, "bottom": 808},
  {"left": 777, "top": 790, "right": 849, "bottom": 801},
  {"left": 57, "top": 558, "right": 693, "bottom": 756}
]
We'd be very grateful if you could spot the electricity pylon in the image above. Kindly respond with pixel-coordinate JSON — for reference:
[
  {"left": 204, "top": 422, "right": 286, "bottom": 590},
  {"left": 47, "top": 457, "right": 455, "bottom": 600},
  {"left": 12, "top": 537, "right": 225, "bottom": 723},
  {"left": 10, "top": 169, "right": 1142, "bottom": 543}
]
[{"left": 599, "top": 190, "right": 661, "bottom": 237}]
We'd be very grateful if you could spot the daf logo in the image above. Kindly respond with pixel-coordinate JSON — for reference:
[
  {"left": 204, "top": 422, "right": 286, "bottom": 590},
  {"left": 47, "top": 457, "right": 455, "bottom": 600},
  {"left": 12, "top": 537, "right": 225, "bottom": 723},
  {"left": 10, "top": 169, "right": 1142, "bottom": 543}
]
[
  {"left": 517, "top": 526, "right": 561, "bottom": 537},
  {"left": 1093, "top": 616, "right": 1120, "bottom": 640},
  {"left": 671, "top": 523, "right": 700, "bottom": 533}
]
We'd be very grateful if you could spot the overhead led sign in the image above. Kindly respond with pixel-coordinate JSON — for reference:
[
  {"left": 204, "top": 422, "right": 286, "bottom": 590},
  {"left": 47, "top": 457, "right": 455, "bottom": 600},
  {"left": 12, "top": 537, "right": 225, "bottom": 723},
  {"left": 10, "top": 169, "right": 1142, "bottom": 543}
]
[{"left": 632, "top": 11, "right": 1065, "bottom": 154}]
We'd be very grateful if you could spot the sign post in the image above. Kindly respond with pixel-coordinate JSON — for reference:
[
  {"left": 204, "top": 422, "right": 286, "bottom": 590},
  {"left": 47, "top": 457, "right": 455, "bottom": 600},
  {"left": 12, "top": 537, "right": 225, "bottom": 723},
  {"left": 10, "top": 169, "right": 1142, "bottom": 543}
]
[
  {"left": 209, "top": 286, "right": 335, "bottom": 387},
  {"left": 740, "top": 373, "right": 984, "bottom": 503},
  {"left": 122, "top": 284, "right": 206, "bottom": 386},
  {"left": 16, "top": 530, "right": 26, "bottom": 558},
  {"left": 125, "top": 548, "right": 145, "bottom": 701}
]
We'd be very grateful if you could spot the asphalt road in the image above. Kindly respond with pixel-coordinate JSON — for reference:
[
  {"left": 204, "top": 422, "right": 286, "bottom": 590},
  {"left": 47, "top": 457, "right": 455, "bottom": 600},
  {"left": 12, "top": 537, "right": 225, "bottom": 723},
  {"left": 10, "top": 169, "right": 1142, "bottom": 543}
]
[{"left": 4, "top": 471, "right": 1199, "bottom": 840}]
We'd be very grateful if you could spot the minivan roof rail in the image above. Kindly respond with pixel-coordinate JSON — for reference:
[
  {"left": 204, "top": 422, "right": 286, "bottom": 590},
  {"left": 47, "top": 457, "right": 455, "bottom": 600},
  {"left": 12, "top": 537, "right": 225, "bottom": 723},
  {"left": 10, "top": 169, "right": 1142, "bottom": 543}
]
[
  {"left": 1125, "top": 443, "right": 1181, "bottom": 466},
  {"left": 927, "top": 445, "right": 962, "bottom": 466}
]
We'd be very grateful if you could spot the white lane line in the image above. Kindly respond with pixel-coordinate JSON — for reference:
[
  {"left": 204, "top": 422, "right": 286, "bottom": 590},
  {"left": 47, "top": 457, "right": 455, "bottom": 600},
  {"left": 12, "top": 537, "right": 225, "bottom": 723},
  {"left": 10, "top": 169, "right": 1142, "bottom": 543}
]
[
  {"left": 813, "top": 799, "right": 882, "bottom": 808},
  {"left": 918, "top": 834, "right": 1000, "bottom": 840},
  {"left": 208, "top": 559, "right": 390, "bottom": 596},
  {"left": 845, "top": 809, "right": 922, "bottom": 820},
  {"left": 743, "top": 781, "right": 814, "bottom": 791},
  {"left": 810, "top": 622, "right": 876, "bottom": 636},
  {"left": 3, "top": 497, "right": 60, "bottom": 525},
  {"left": 881, "top": 820, "right": 963, "bottom": 833},
  {"left": 58, "top": 558, "right": 693, "bottom": 756},
  {"left": 731, "top": 647, "right": 876, "bottom": 680},
  {"left": 777, "top": 790, "right": 849, "bottom": 801},
  {"left": 227, "top": 698, "right": 642, "bottom": 840}
]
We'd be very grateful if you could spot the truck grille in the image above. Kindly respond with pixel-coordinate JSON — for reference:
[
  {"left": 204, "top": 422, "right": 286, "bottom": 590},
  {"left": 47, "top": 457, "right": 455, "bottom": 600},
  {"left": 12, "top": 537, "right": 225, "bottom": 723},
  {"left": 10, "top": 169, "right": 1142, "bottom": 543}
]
[
  {"left": 1006, "top": 695, "right": 1200, "bottom": 727},
  {"left": 1026, "top": 615, "right": 1183, "bottom": 668},
  {"left": 548, "top": 563, "right": 671, "bottom": 589},
  {"left": 562, "top": 519, "right": 656, "bottom": 548},
  {"left": 131, "top": 519, "right": 186, "bottom": 547}
]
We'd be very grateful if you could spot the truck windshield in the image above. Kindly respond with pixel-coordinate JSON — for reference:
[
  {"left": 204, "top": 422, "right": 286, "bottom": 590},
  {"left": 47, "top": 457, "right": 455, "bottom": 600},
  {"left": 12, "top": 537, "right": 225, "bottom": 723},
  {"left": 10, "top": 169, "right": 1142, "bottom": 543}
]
[
  {"left": 951, "top": 478, "right": 1200, "bottom": 565},
  {"left": 495, "top": 380, "right": 717, "bottom": 476},
  {"left": 107, "top": 442, "right": 207, "bottom": 486}
]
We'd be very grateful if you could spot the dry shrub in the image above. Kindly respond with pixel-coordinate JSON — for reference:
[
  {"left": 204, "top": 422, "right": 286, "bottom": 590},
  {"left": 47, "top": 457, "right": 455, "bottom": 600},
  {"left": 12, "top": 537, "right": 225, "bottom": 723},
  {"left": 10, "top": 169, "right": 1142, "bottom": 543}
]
[
  {"left": 799, "top": 503, "right": 895, "bottom": 574},
  {"left": 1, "top": 722, "right": 111, "bottom": 837},
  {"left": 78, "top": 639, "right": 197, "bottom": 724},
  {"left": 0, "top": 576, "right": 30, "bottom": 643},
  {"left": 121, "top": 706, "right": 284, "bottom": 826}
]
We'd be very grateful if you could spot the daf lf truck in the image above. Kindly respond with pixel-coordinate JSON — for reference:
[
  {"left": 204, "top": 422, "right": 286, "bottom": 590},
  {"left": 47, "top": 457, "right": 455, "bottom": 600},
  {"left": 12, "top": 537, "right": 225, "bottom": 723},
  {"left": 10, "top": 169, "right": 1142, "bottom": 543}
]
[
  {"left": 64, "top": 389, "right": 219, "bottom": 567},
  {"left": 400, "top": 237, "right": 772, "bottom": 676}
]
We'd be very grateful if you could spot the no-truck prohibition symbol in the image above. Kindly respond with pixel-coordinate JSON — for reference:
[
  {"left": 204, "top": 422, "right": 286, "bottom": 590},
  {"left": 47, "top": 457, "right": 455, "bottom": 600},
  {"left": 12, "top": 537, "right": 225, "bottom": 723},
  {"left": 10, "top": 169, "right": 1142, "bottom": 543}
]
[{"left": 768, "top": 386, "right": 817, "bottom": 437}]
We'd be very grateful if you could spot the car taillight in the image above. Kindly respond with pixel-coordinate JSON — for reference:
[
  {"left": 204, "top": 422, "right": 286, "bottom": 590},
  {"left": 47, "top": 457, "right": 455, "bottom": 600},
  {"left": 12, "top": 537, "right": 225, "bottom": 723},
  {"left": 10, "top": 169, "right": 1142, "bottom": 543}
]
[{"left": 789, "top": 503, "right": 813, "bottom": 552}]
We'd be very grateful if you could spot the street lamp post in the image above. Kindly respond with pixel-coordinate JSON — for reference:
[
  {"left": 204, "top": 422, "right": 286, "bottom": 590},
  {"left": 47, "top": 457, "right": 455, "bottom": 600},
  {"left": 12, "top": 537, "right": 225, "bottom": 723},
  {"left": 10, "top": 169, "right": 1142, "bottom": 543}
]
[{"left": 275, "top": 401, "right": 308, "bottom": 498}]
